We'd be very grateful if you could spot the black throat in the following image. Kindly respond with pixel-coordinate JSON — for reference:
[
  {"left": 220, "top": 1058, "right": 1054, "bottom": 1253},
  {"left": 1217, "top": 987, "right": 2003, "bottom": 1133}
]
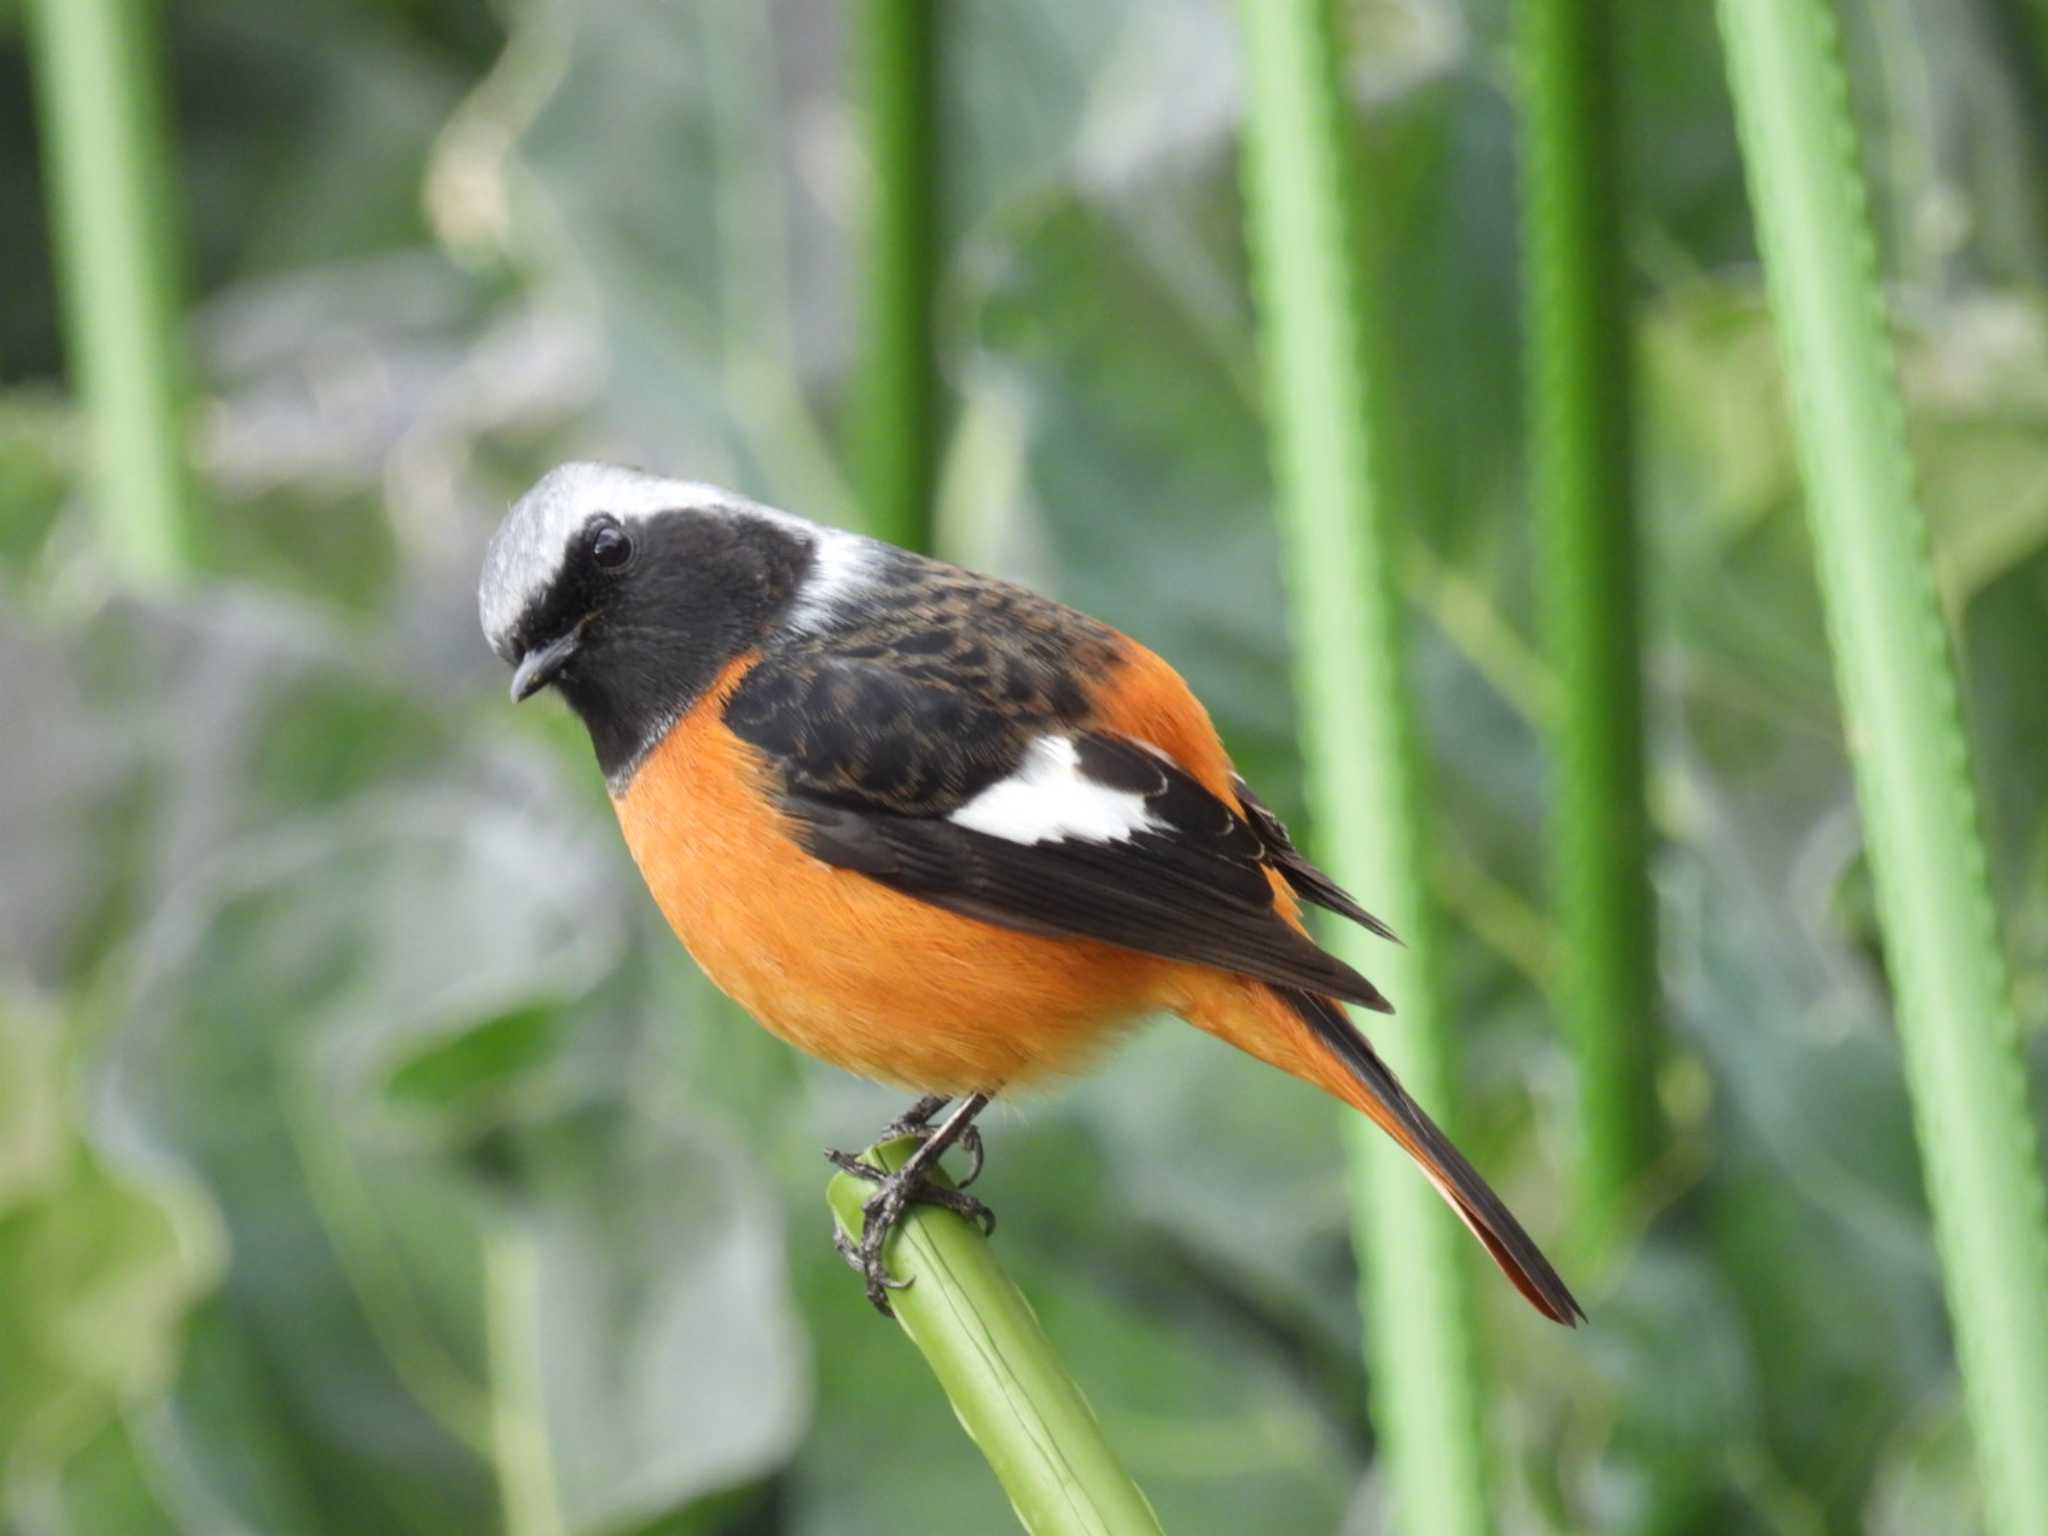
[{"left": 539, "top": 508, "right": 813, "bottom": 787}]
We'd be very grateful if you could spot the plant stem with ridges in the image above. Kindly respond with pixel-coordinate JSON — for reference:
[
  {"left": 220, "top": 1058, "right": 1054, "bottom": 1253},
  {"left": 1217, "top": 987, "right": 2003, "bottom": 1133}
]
[
  {"left": 1518, "top": 0, "right": 1663, "bottom": 1256},
  {"left": 1236, "top": 2, "right": 1491, "bottom": 1531},
  {"left": 26, "top": 0, "right": 198, "bottom": 584},
  {"left": 853, "top": 0, "right": 940, "bottom": 552},
  {"left": 1718, "top": 1, "right": 2048, "bottom": 1530},
  {"left": 827, "top": 1140, "right": 1162, "bottom": 1536}
]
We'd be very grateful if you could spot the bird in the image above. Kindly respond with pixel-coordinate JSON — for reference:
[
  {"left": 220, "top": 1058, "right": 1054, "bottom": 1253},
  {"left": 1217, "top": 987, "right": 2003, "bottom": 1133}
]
[{"left": 479, "top": 462, "right": 1582, "bottom": 1325}]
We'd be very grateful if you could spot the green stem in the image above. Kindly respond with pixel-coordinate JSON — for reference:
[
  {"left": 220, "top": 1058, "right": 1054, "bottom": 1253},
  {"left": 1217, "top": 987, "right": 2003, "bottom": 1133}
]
[
  {"left": 853, "top": 0, "right": 941, "bottom": 552},
  {"left": 25, "top": 0, "right": 197, "bottom": 585},
  {"left": 484, "top": 1227, "right": 568, "bottom": 1536},
  {"left": 1717, "top": 3, "right": 2048, "bottom": 1533},
  {"left": 1517, "top": 0, "right": 1662, "bottom": 1255},
  {"left": 827, "top": 1141, "right": 1161, "bottom": 1536},
  {"left": 1235, "top": 3, "right": 1490, "bottom": 1533}
]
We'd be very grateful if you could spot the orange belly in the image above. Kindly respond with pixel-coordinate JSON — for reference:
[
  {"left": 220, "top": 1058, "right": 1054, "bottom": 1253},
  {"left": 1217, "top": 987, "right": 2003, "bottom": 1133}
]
[{"left": 610, "top": 657, "right": 1171, "bottom": 1093}]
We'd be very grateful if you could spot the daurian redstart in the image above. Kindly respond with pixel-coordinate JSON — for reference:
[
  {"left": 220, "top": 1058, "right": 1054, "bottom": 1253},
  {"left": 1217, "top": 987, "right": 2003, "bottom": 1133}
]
[{"left": 481, "top": 463, "right": 1581, "bottom": 1324}]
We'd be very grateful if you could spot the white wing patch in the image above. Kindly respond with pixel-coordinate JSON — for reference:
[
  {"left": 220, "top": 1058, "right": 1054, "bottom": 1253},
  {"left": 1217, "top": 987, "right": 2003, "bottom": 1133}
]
[{"left": 949, "top": 736, "right": 1159, "bottom": 846}]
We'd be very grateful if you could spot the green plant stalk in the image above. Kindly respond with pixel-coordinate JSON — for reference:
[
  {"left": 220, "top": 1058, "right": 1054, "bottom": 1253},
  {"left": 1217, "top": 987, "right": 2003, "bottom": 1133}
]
[
  {"left": 1236, "top": 3, "right": 1490, "bottom": 1533},
  {"left": 26, "top": 0, "right": 198, "bottom": 584},
  {"left": 1717, "top": 3, "right": 2048, "bottom": 1532},
  {"left": 1517, "top": 0, "right": 1662, "bottom": 1256},
  {"left": 853, "top": 0, "right": 940, "bottom": 552},
  {"left": 484, "top": 1227, "right": 569, "bottom": 1536},
  {"left": 827, "top": 1140, "right": 1162, "bottom": 1536}
]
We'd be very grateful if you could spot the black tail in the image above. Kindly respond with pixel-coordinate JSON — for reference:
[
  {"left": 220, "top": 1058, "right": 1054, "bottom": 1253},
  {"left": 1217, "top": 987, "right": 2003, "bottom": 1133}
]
[{"left": 1286, "top": 989, "right": 1584, "bottom": 1326}]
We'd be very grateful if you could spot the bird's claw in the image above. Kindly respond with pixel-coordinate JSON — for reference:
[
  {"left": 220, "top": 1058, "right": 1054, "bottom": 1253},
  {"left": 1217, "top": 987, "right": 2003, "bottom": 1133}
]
[
  {"left": 832, "top": 1221, "right": 912, "bottom": 1313},
  {"left": 954, "top": 1123, "right": 985, "bottom": 1189},
  {"left": 909, "top": 1179, "right": 996, "bottom": 1233},
  {"left": 825, "top": 1141, "right": 997, "bottom": 1316},
  {"left": 824, "top": 1148, "right": 889, "bottom": 1183}
]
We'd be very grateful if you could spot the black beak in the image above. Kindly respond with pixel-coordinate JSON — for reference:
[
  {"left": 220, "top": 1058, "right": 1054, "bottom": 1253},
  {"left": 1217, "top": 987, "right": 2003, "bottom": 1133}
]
[{"left": 510, "top": 629, "right": 581, "bottom": 702}]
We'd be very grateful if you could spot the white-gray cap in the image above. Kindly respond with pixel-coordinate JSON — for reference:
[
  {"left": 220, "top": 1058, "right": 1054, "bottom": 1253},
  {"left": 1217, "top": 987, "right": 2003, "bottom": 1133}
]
[{"left": 478, "top": 462, "right": 878, "bottom": 657}]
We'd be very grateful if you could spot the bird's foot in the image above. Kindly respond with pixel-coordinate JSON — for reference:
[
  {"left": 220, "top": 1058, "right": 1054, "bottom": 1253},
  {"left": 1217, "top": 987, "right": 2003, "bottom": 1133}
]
[
  {"left": 825, "top": 1093, "right": 996, "bottom": 1316},
  {"left": 824, "top": 1148, "right": 996, "bottom": 1231},
  {"left": 825, "top": 1148, "right": 997, "bottom": 1315}
]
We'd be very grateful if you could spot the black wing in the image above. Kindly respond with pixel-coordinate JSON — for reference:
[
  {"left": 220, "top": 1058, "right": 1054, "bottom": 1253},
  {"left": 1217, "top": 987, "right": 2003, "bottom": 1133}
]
[
  {"left": 726, "top": 655, "right": 1392, "bottom": 1010},
  {"left": 1233, "top": 776, "right": 1398, "bottom": 943}
]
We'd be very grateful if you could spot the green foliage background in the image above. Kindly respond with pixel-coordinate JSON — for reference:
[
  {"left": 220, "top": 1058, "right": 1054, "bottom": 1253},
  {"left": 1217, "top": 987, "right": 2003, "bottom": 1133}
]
[{"left": 4, "top": 1, "right": 2048, "bottom": 1531}]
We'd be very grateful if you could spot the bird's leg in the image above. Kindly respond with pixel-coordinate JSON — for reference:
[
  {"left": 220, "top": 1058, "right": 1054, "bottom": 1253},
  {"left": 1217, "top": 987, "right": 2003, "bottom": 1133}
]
[
  {"left": 878, "top": 1093, "right": 950, "bottom": 1141},
  {"left": 872, "top": 1093, "right": 986, "bottom": 1189},
  {"left": 827, "top": 1092, "right": 995, "bottom": 1314}
]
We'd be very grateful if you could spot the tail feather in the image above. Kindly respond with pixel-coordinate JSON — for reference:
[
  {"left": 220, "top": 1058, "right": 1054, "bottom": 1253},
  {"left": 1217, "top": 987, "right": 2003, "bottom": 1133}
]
[{"left": 1285, "top": 989, "right": 1584, "bottom": 1327}]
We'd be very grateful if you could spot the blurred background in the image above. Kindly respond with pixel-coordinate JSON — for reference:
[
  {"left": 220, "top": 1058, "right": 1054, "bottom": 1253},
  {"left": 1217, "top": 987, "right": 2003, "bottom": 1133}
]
[{"left": 5, "top": 1, "right": 2048, "bottom": 1532}]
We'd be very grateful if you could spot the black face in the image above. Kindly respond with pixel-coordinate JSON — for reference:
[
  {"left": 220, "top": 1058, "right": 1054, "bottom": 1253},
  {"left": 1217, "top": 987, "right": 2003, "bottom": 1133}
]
[{"left": 505, "top": 507, "right": 813, "bottom": 784}]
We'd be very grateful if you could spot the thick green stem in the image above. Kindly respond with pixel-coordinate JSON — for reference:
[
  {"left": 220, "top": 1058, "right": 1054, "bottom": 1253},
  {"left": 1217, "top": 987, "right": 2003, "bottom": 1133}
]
[
  {"left": 26, "top": 0, "right": 198, "bottom": 585},
  {"left": 827, "top": 1140, "right": 1161, "bottom": 1536},
  {"left": 484, "top": 1228, "right": 569, "bottom": 1536},
  {"left": 1236, "top": 3, "right": 1490, "bottom": 1533},
  {"left": 1517, "top": 0, "right": 1662, "bottom": 1255},
  {"left": 1717, "top": 3, "right": 2048, "bottom": 1532},
  {"left": 853, "top": 0, "right": 940, "bottom": 552}
]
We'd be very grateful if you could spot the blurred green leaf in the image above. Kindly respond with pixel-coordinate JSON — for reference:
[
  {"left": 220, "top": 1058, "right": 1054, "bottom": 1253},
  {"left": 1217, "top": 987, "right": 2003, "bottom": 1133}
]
[
  {"left": 91, "top": 767, "right": 802, "bottom": 1533},
  {"left": 0, "top": 994, "right": 217, "bottom": 1488},
  {"left": 383, "top": 1002, "right": 560, "bottom": 1116},
  {"left": 0, "top": 1001, "right": 64, "bottom": 1205},
  {"left": 0, "top": 1157, "right": 211, "bottom": 1464},
  {"left": 513, "top": 1106, "right": 808, "bottom": 1535}
]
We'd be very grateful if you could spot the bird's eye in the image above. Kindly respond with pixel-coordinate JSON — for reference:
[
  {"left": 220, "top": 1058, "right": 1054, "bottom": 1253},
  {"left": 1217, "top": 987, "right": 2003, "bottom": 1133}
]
[{"left": 590, "top": 520, "right": 632, "bottom": 570}]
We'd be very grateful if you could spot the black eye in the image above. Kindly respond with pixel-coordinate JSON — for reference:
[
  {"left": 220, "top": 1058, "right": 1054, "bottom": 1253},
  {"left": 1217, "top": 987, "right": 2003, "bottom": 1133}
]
[{"left": 589, "top": 519, "right": 632, "bottom": 570}]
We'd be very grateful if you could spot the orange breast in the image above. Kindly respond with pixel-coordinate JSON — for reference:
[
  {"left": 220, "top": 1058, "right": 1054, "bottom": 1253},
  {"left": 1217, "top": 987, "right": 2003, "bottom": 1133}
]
[{"left": 610, "top": 655, "right": 1171, "bottom": 1094}]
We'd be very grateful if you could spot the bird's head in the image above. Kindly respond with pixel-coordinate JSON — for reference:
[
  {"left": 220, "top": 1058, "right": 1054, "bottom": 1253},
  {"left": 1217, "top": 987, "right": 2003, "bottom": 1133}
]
[{"left": 479, "top": 462, "right": 870, "bottom": 786}]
